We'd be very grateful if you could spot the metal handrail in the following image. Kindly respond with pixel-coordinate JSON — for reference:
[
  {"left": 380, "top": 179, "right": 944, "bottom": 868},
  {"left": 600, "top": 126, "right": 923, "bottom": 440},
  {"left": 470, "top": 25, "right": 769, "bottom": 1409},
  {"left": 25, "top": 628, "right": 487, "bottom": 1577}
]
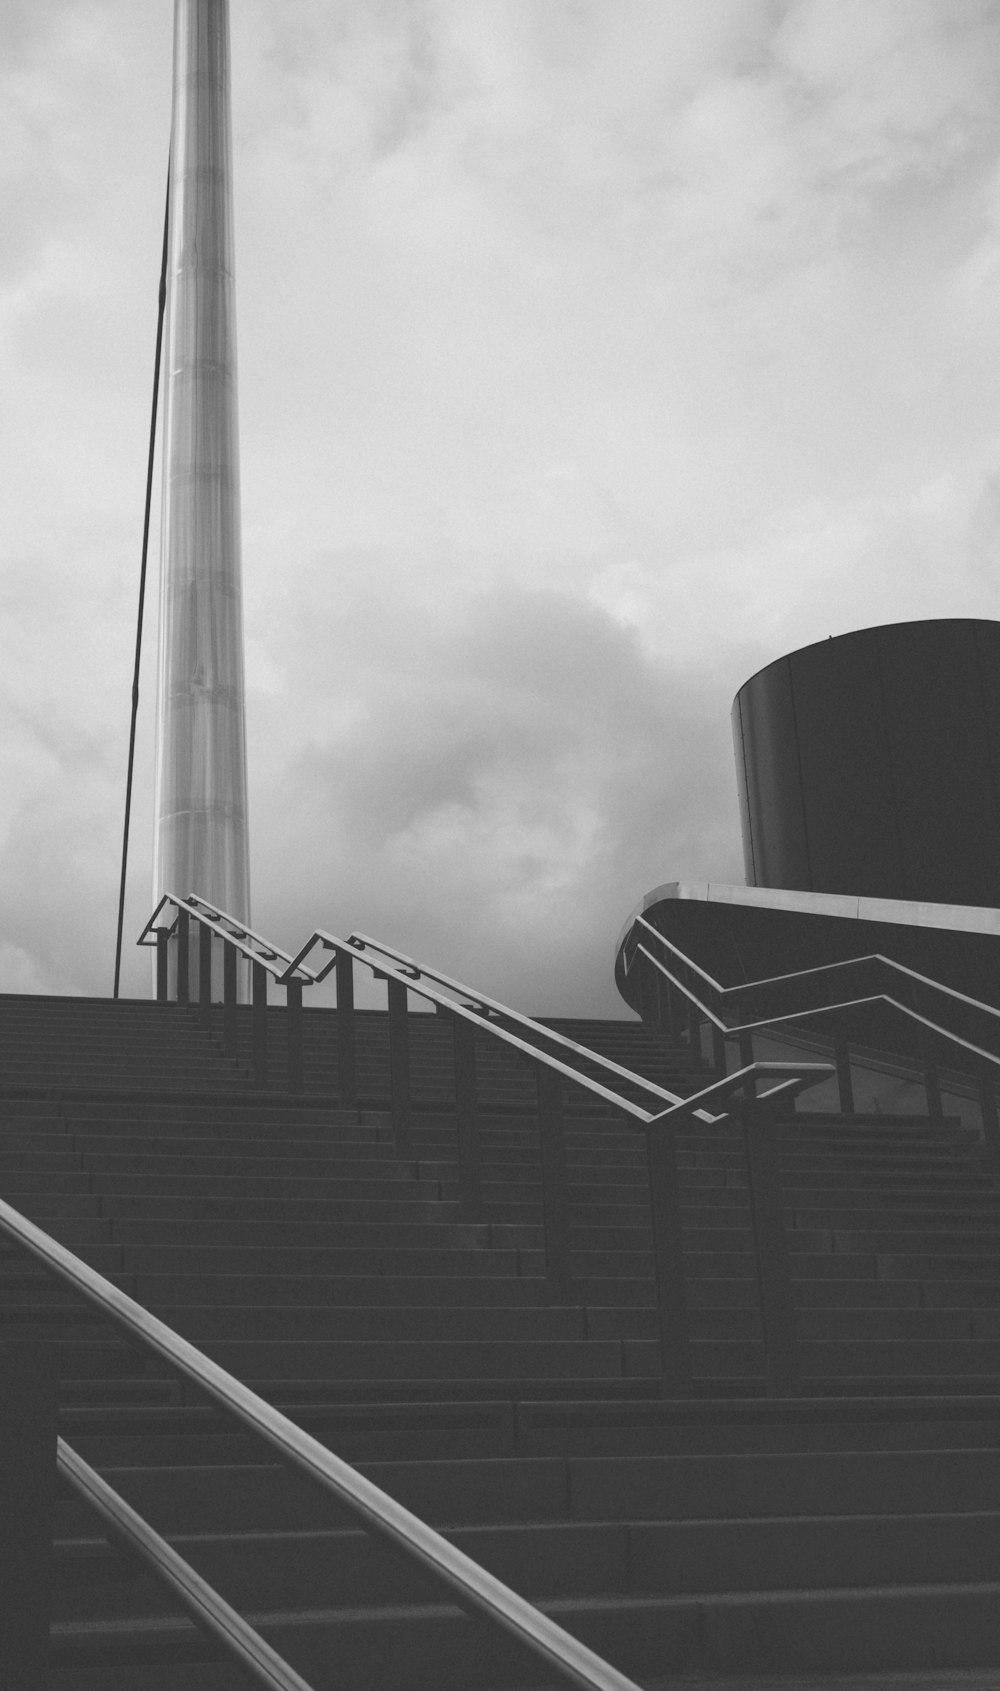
[
  {"left": 58, "top": 1438, "right": 313, "bottom": 1691},
  {"left": 283, "top": 925, "right": 806, "bottom": 1127},
  {"left": 138, "top": 893, "right": 315, "bottom": 983},
  {"left": 139, "top": 896, "right": 833, "bottom": 1401},
  {"left": 141, "top": 896, "right": 833, "bottom": 1126},
  {"left": 346, "top": 930, "right": 692, "bottom": 1112},
  {"left": 0, "top": 1193, "right": 643, "bottom": 1691},
  {"left": 627, "top": 921, "right": 1000, "bottom": 1083},
  {"left": 634, "top": 911, "right": 1000, "bottom": 1030},
  {"left": 647, "top": 1064, "right": 833, "bottom": 1119}
]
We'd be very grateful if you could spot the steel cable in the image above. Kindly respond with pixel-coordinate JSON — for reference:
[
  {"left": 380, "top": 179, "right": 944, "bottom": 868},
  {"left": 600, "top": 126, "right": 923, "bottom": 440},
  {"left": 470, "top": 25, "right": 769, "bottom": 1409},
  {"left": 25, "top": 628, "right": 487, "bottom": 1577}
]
[{"left": 113, "top": 168, "right": 170, "bottom": 998}]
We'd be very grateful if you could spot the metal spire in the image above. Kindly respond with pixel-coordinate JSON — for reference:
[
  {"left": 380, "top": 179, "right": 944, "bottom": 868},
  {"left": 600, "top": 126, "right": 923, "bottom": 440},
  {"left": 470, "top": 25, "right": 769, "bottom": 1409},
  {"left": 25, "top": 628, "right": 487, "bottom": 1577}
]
[{"left": 153, "top": 0, "right": 250, "bottom": 932}]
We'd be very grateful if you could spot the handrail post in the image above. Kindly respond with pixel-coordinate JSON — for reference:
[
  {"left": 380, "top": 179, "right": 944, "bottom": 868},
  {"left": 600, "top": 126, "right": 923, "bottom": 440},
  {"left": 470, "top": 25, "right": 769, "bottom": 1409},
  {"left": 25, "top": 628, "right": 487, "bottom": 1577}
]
[
  {"left": 286, "top": 977, "right": 303, "bottom": 1094},
  {"left": 535, "top": 1064, "right": 572, "bottom": 1300},
  {"left": 924, "top": 1050, "right": 944, "bottom": 1118},
  {"left": 654, "top": 967, "right": 672, "bottom": 1037},
  {"left": 638, "top": 955, "right": 657, "bottom": 1029},
  {"left": 176, "top": 908, "right": 190, "bottom": 1005},
  {"left": 198, "top": 919, "right": 212, "bottom": 1027},
  {"left": 155, "top": 927, "right": 170, "bottom": 1002},
  {"left": 979, "top": 1069, "right": 1000, "bottom": 1186},
  {"left": 686, "top": 998, "right": 703, "bottom": 1065},
  {"left": 251, "top": 962, "right": 268, "bottom": 1088},
  {"left": 833, "top": 1034, "right": 855, "bottom": 1114},
  {"left": 222, "top": 941, "right": 238, "bottom": 1058},
  {"left": 452, "top": 1016, "right": 482, "bottom": 1220},
  {"left": 335, "top": 949, "right": 357, "bottom": 1110},
  {"left": 741, "top": 1078, "right": 798, "bottom": 1397},
  {"left": 645, "top": 1120, "right": 693, "bottom": 1396},
  {"left": 711, "top": 1023, "right": 727, "bottom": 1075},
  {"left": 0, "top": 1341, "right": 58, "bottom": 1689},
  {"left": 387, "top": 977, "right": 412, "bottom": 1155}
]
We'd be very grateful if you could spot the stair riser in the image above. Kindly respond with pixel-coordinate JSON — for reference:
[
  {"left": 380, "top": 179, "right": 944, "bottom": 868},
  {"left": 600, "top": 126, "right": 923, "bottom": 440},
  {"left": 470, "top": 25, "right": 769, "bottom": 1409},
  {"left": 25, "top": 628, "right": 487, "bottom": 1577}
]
[
  {"left": 46, "top": 1583, "right": 1000, "bottom": 1690},
  {"left": 51, "top": 1510, "right": 1000, "bottom": 1619},
  {"left": 8, "top": 992, "right": 1000, "bottom": 1691}
]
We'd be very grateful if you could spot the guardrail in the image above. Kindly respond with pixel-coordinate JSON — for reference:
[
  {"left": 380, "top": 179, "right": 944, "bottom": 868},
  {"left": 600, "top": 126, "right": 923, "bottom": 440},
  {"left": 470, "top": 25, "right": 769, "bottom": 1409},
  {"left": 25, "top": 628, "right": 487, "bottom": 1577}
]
[
  {"left": 346, "top": 931, "right": 694, "bottom": 1110},
  {"left": 620, "top": 913, "right": 1000, "bottom": 1173},
  {"left": 628, "top": 912, "right": 1000, "bottom": 1052},
  {"left": 138, "top": 895, "right": 310, "bottom": 1089},
  {"left": 58, "top": 1436, "right": 313, "bottom": 1690},
  {"left": 2, "top": 1194, "right": 643, "bottom": 1691},
  {"left": 141, "top": 895, "right": 833, "bottom": 1393}
]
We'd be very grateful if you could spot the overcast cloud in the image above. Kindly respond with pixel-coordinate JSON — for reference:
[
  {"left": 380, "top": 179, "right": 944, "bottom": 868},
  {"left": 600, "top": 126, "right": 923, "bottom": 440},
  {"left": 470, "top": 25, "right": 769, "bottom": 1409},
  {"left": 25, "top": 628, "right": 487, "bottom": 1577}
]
[{"left": 2, "top": 1, "right": 1000, "bottom": 1012}]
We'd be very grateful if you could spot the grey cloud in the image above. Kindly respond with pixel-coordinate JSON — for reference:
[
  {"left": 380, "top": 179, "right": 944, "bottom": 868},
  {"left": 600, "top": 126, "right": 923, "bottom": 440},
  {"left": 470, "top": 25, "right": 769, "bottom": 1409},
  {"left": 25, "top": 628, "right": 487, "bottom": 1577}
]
[
  {"left": 5, "top": 0, "right": 999, "bottom": 1016},
  {"left": 0, "top": 1, "right": 77, "bottom": 57},
  {"left": 0, "top": 557, "right": 746, "bottom": 1015},
  {"left": 0, "top": 768, "right": 122, "bottom": 997},
  {"left": 248, "top": 577, "right": 744, "bottom": 1015}
]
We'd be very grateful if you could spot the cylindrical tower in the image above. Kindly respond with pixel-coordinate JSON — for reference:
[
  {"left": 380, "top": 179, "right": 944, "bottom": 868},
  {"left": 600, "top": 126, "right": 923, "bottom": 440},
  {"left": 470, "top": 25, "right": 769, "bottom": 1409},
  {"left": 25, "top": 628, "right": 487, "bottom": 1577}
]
[
  {"left": 732, "top": 618, "right": 1000, "bottom": 909},
  {"left": 153, "top": 0, "right": 250, "bottom": 924}
]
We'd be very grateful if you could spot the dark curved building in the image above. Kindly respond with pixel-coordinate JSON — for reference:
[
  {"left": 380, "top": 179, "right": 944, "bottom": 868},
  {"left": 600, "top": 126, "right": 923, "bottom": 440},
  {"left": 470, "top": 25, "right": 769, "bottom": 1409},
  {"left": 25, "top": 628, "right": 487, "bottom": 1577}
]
[{"left": 732, "top": 618, "right": 1000, "bottom": 910}]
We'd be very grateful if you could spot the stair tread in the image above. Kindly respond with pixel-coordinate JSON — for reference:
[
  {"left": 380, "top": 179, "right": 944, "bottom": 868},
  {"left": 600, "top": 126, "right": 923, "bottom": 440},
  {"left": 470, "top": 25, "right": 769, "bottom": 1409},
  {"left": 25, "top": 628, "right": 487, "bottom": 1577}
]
[{"left": 6, "top": 989, "right": 1000, "bottom": 1689}]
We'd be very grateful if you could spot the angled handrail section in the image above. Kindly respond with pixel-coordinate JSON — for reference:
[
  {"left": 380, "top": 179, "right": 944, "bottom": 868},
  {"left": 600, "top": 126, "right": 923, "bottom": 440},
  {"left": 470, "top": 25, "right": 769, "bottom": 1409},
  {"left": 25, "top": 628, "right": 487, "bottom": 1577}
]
[
  {"left": 138, "top": 892, "right": 307, "bottom": 979},
  {"left": 2, "top": 1194, "right": 643, "bottom": 1691},
  {"left": 141, "top": 895, "right": 827, "bottom": 1123},
  {"left": 342, "top": 930, "right": 692, "bottom": 1111},
  {"left": 142, "top": 893, "right": 731, "bottom": 1120},
  {"left": 622, "top": 913, "right": 1000, "bottom": 1153},
  {"left": 58, "top": 1437, "right": 313, "bottom": 1690},
  {"left": 631, "top": 935, "right": 1000, "bottom": 1075},
  {"left": 626, "top": 913, "right": 1000, "bottom": 1076},
  {"left": 616, "top": 908, "right": 1000, "bottom": 1388},
  {"left": 292, "top": 925, "right": 725, "bottom": 1125},
  {"left": 139, "top": 894, "right": 834, "bottom": 1397},
  {"left": 630, "top": 912, "right": 1000, "bottom": 1039},
  {"left": 140, "top": 893, "right": 317, "bottom": 1085}
]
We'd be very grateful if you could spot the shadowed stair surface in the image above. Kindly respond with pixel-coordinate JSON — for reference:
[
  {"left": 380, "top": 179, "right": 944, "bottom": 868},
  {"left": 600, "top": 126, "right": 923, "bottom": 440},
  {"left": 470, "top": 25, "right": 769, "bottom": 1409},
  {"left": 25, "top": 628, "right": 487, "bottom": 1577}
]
[{"left": 3, "top": 993, "right": 1000, "bottom": 1686}]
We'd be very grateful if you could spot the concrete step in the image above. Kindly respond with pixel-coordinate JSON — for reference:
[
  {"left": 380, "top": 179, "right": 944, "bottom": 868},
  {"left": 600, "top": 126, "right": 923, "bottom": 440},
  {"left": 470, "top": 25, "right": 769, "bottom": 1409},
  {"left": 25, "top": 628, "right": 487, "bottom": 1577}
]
[
  {"left": 514, "top": 1396, "right": 1000, "bottom": 1456},
  {"left": 52, "top": 1447, "right": 1000, "bottom": 1536},
  {"left": 52, "top": 1507, "right": 1000, "bottom": 1622},
  {"left": 45, "top": 1579, "right": 1000, "bottom": 1690},
  {"left": 788, "top": 1208, "right": 1000, "bottom": 1230},
  {"left": 5, "top": 988, "right": 1000, "bottom": 1690},
  {"left": 127, "top": 1272, "right": 563, "bottom": 1307},
  {"left": 154, "top": 1304, "right": 599, "bottom": 1342}
]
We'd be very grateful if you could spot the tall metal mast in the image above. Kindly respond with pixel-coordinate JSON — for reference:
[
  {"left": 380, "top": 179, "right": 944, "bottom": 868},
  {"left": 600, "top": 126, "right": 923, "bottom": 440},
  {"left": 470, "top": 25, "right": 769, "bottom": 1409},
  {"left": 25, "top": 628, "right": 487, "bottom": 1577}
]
[{"left": 153, "top": 0, "right": 250, "bottom": 930}]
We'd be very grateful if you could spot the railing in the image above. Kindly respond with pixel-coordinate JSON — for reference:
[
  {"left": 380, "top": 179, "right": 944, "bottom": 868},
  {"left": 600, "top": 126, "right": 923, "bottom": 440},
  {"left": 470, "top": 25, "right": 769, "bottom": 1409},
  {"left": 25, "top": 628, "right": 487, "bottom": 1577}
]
[
  {"left": 2, "top": 1194, "right": 643, "bottom": 1691},
  {"left": 138, "top": 894, "right": 311, "bottom": 1089},
  {"left": 629, "top": 911, "right": 1000, "bottom": 1056},
  {"left": 137, "top": 892, "right": 832, "bottom": 1393},
  {"left": 346, "top": 930, "right": 696, "bottom": 1109},
  {"left": 140, "top": 893, "right": 703, "bottom": 1112},
  {"left": 141, "top": 894, "right": 833, "bottom": 1392},
  {"left": 57, "top": 1436, "right": 312, "bottom": 1689},
  {"left": 621, "top": 912, "right": 1000, "bottom": 1175}
]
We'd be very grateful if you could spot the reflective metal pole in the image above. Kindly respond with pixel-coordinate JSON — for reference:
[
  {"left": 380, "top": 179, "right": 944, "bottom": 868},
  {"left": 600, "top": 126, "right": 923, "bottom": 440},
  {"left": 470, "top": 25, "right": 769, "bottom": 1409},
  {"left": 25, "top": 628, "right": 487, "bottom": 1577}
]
[{"left": 153, "top": 0, "right": 251, "bottom": 958}]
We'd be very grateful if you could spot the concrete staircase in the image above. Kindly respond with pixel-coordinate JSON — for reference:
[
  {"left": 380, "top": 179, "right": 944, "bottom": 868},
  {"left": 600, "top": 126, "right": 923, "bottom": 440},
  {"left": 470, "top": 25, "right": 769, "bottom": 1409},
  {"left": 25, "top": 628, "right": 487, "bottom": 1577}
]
[{"left": 3, "top": 993, "right": 1000, "bottom": 1687}]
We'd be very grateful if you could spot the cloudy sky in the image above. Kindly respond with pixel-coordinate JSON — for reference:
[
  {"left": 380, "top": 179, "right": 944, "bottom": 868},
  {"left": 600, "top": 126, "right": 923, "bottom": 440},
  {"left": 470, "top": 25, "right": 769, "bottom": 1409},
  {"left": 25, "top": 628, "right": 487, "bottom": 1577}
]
[{"left": 3, "top": 0, "right": 1000, "bottom": 1014}]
